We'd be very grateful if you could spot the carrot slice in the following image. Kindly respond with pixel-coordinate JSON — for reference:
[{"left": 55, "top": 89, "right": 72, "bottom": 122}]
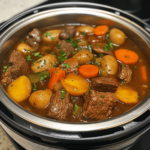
[
  {"left": 94, "top": 25, "right": 109, "bottom": 36},
  {"left": 140, "top": 65, "right": 148, "bottom": 82},
  {"left": 115, "top": 49, "right": 139, "bottom": 64},
  {"left": 79, "top": 65, "right": 99, "bottom": 78},
  {"left": 48, "top": 68, "right": 66, "bottom": 90}
]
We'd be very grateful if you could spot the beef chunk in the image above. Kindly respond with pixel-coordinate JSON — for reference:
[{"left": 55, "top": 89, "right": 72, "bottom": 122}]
[
  {"left": 59, "top": 58, "right": 78, "bottom": 74},
  {"left": 118, "top": 64, "right": 132, "bottom": 83},
  {"left": 28, "top": 28, "right": 42, "bottom": 43},
  {"left": 91, "top": 42, "right": 113, "bottom": 56},
  {"left": 59, "top": 26, "right": 76, "bottom": 40},
  {"left": 26, "top": 28, "right": 42, "bottom": 49},
  {"left": 25, "top": 38, "right": 39, "bottom": 49},
  {"left": 91, "top": 77, "right": 118, "bottom": 93},
  {"left": 53, "top": 40, "right": 74, "bottom": 58},
  {"left": 1, "top": 50, "right": 29, "bottom": 86},
  {"left": 80, "top": 90, "right": 117, "bottom": 121},
  {"left": 47, "top": 91, "right": 73, "bottom": 121}
]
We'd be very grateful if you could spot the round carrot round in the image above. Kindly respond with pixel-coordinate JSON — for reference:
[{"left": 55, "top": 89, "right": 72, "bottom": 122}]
[
  {"left": 79, "top": 65, "right": 99, "bottom": 78},
  {"left": 115, "top": 49, "right": 139, "bottom": 64},
  {"left": 94, "top": 25, "right": 109, "bottom": 36}
]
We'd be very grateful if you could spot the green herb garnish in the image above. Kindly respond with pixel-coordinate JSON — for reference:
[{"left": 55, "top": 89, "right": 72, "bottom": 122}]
[
  {"left": 3, "top": 66, "right": 7, "bottom": 69},
  {"left": 63, "top": 63, "right": 70, "bottom": 68},
  {"left": 89, "top": 86, "right": 91, "bottom": 94},
  {"left": 103, "top": 44, "right": 109, "bottom": 51},
  {"left": 26, "top": 55, "right": 32, "bottom": 61},
  {"left": 61, "top": 89, "right": 66, "bottom": 99},
  {"left": 87, "top": 44, "right": 92, "bottom": 52},
  {"left": 100, "top": 95, "right": 104, "bottom": 98},
  {"left": 32, "top": 83, "right": 37, "bottom": 91},
  {"left": 82, "top": 32, "right": 86, "bottom": 36},
  {"left": 74, "top": 104, "right": 79, "bottom": 111},
  {"left": 44, "top": 59, "right": 46, "bottom": 65},
  {"left": 99, "top": 54, "right": 104, "bottom": 57},
  {"left": 94, "top": 61, "right": 98, "bottom": 66},
  {"left": 76, "top": 65, "right": 80, "bottom": 68}
]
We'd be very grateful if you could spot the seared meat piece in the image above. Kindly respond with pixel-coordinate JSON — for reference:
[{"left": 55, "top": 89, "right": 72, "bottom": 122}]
[
  {"left": 118, "top": 64, "right": 132, "bottom": 83},
  {"left": 1, "top": 50, "right": 29, "bottom": 86},
  {"left": 47, "top": 90, "right": 73, "bottom": 121},
  {"left": 59, "top": 58, "right": 78, "bottom": 74},
  {"left": 53, "top": 40, "right": 74, "bottom": 58},
  {"left": 59, "top": 26, "right": 76, "bottom": 40},
  {"left": 80, "top": 90, "right": 117, "bottom": 121},
  {"left": 26, "top": 28, "right": 42, "bottom": 49},
  {"left": 91, "top": 77, "right": 118, "bottom": 93},
  {"left": 25, "top": 38, "right": 39, "bottom": 49},
  {"left": 28, "top": 28, "right": 42, "bottom": 43},
  {"left": 91, "top": 42, "right": 113, "bottom": 56}
]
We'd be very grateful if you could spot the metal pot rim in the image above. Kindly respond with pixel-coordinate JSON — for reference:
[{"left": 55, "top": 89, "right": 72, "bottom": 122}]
[{"left": 0, "top": 2, "right": 150, "bottom": 132}]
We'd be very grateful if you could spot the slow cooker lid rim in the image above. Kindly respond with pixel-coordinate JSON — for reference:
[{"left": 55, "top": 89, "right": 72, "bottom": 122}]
[{"left": 1, "top": 1, "right": 150, "bottom": 34}]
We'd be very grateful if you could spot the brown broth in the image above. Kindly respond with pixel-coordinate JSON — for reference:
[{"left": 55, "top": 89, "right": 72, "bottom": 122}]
[{"left": 1, "top": 25, "right": 150, "bottom": 123}]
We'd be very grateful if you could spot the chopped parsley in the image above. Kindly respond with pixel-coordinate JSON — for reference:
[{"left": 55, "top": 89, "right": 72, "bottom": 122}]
[
  {"left": 99, "top": 103, "right": 101, "bottom": 105},
  {"left": 99, "top": 54, "right": 104, "bottom": 57},
  {"left": 73, "top": 51, "right": 77, "bottom": 54},
  {"left": 26, "top": 55, "right": 32, "bottom": 61},
  {"left": 56, "top": 44, "right": 61, "bottom": 49},
  {"left": 61, "top": 89, "right": 66, "bottom": 99},
  {"left": 108, "top": 40, "right": 113, "bottom": 50},
  {"left": 82, "top": 32, "right": 86, "bottom": 36},
  {"left": 71, "top": 96, "right": 74, "bottom": 100},
  {"left": 94, "top": 61, "right": 98, "bottom": 66},
  {"left": 21, "top": 40, "right": 24, "bottom": 43},
  {"left": 32, "top": 83, "right": 37, "bottom": 91},
  {"left": 87, "top": 44, "right": 92, "bottom": 52},
  {"left": 44, "top": 32, "right": 55, "bottom": 40},
  {"left": 63, "top": 63, "right": 70, "bottom": 68},
  {"left": 74, "top": 104, "right": 79, "bottom": 111},
  {"left": 138, "top": 95, "right": 140, "bottom": 98},
  {"left": 3, "top": 66, "right": 7, "bottom": 69},
  {"left": 17, "top": 66, "right": 20, "bottom": 68},
  {"left": 77, "top": 47, "right": 82, "bottom": 51},
  {"left": 34, "top": 52, "right": 40, "bottom": 56},
  {"left": 100, "top": 95, "right": 104, "bottom": 98},
  {"left": 44, "top": 59, "right": 46, "bottom": 65},
  {"left": 76, "top": 65, "right": 80, "bottom": 68},
  {"left": 96, "top": 45, "right": 100, "bottom": 48},
  {"left": 123, "top": 64, "right": 126, "bottom": 67},
  {"left": 122, "top": 81, "right": 126, "bottom": 84},
  {"left": 134, "top": 66, "right": 137, "bottom": 69},
  {"left": 106, "top": 32, "right": 109, "bottom": 38},
  {"left": 103, "top": 44, "right": 109, "bottom": 51},
  {"left": 89, "top": 86, "right": 91, "bottom": 94},
  {"left": 65, "top": 37, "right": 81, "bottom": 50},
  {"left": 57, "top": 50, "right": 67, "bottom": 63}
]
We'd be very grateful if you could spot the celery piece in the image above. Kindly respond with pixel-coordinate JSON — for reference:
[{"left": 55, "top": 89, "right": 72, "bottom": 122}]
[
  {"left": 73, "top": 106, "right": 82, "bottom": 116},
  {"left": 28, "top": 74, "right": 40, "bottom": 83},
  {"left": 36, "top": 71, "right": 49, "bottom": 78}
]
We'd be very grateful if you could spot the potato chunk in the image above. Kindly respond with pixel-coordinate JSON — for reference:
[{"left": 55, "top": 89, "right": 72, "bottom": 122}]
[
  {"left": 42, "top": 30, "right": 61, "bottom": 42},
  {"left": 61, "top": 73, "right": 89, "bottom": 96},
  {"left": 29, "top": 89, "right": 52, "bottom": 109},
  {"left": 115, "top": 87, "right": 138, "bottom": 104},
  {"left": 7, "top": 76, "right": 32, "bottom": 102},
  {"left": 72, "top": 49, "right": 93, "bottom": 64},
  {"left": 31, "top": 54, "right": 57, "bottom": 73}
]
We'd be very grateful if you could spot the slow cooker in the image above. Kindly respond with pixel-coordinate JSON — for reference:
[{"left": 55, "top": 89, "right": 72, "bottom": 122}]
[{"left": 0, "top": 2, "right": 150, "bottom": 150}]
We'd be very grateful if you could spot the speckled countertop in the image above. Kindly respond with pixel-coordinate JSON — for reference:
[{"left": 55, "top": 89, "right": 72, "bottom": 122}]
[{"left": 0, "top": 1, "right": 46, "bottom": 149}]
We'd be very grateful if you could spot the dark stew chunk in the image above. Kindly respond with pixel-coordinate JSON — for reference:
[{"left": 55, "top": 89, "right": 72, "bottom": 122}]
[
  {"left": 47, "top": 90, "right": 73, "bottom": 121},
  {"left": 91, "top": 77, "right": 118, "bottom": 93},
  {"left": 2, "top": 50, "right": 29, "bottom": 86},
  {"left": 26, "top": 28, "right": 42, "bottom": 49},
  {"left": 59, "top": 26, "right": 76, "bottom": 40},
  {"left": 53, "top": 40, "right": 74, "bottom": 58},
  {"left": 118, "top": 64, "right": 132, "bottom": 83},
  {"left": 80, "top": 90, "right": 118, "bottom": 121}
]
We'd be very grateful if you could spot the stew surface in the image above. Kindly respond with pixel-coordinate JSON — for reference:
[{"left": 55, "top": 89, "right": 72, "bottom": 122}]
[{"left": 1, "top": 24, "right": 150, "bottom": 122}]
